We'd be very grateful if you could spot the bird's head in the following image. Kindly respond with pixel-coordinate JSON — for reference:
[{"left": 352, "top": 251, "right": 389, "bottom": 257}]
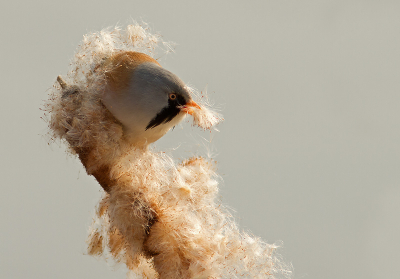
[{"left": 101, "top": 52, "right": 201, "bottom": 146}]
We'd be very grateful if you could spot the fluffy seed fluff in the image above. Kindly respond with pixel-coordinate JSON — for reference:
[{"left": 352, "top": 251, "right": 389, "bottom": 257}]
[{"left": 44, "top": 23, "right": 291, "bottom": 278}]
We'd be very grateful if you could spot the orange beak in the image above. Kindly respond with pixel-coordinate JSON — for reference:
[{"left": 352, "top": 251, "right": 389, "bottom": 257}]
[{"left": 181, "top": 100, "right": 201, "bottom": 115}]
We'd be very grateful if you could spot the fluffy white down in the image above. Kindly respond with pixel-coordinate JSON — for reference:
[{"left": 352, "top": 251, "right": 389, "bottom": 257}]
[{"left": 45, "top": 23, "right": 291, "bottom": 278}]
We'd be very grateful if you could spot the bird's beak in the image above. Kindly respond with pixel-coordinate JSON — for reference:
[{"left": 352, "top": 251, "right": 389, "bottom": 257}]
[{"left": 181, "top": 100, "right": 201, "bottom": 115}]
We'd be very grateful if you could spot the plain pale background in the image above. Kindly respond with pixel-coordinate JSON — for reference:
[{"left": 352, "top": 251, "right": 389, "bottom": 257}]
[{"left": 1, "top": 1, "right": 399, "bottom": 278}]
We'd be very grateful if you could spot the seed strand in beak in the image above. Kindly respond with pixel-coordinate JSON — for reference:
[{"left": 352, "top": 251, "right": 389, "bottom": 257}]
[{"left": 181, "top": 100, "right": 201, "bottom": 115}]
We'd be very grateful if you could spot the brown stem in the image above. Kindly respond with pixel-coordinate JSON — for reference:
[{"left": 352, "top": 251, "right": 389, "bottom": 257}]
[
  {"left": 72, "top": 147, "right": 114, "bottom": 193},
  {"left": 57, "top": 75, "right": 67, "bottom": 89}
]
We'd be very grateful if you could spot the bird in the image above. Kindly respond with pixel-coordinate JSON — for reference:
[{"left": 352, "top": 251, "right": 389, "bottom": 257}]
[
  {"left": 101, "top": 51, "right": 201, "bottom": 146},
  {"left": 47, "top": 24, "right": 289, "bottom": 279}
]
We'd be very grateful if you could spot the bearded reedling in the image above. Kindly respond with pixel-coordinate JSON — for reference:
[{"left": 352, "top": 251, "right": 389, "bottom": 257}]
[{"left": 45, "top": 24, "right": 290, "bottom": 279}]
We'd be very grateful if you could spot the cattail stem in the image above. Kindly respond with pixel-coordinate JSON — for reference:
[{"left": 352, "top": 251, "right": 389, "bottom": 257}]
[
  {"left": 47, "top": 24, "right": 290, "bottom": 278},
  {"left": 75, "top": 148, "right": 114, "bottom": 193},
  {"left": 57, "top": 75, "right": 67, "bottom": 89}
]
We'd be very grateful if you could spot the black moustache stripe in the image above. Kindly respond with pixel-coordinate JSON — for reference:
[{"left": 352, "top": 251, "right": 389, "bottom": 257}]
[
  {"left": 146, "top": 96, "right": 186, "bottom": 130},
  {"left": 145, "top": 106, "right": 181, "bottom": 130}
]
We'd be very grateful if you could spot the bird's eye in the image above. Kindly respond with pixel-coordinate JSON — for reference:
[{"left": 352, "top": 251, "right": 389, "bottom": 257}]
[{"left": 169, "top": 93, "right": 177, "bottom": 100}]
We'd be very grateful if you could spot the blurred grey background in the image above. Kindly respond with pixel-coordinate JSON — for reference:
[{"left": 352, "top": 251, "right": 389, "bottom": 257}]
[{"left": 1, "top": 0, "right": 399, "bottom": 278}]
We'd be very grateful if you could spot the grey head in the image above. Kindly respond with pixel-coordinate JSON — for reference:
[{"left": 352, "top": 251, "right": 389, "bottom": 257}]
[{"left": 102, "top": 62, "right": 194, "bottom": 146}]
